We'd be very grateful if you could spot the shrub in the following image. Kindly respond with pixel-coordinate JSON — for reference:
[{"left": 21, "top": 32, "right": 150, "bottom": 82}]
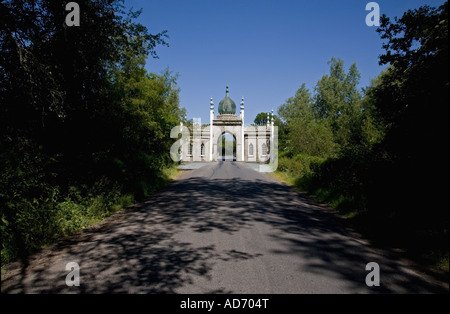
[
  {"left": 277, "top": 156, "right": 304, "bottom": 177},
  {"left": 57, "top": 200, "right": 90, "bottom": 236}
]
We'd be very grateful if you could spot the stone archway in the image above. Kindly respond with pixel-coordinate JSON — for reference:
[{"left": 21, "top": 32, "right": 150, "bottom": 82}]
[
  {"left": 179, "top": 86, "right": 275, "bottom": 163},
  {"left": 217, "top": 132, "right": 236, "bottom": 161},
  {"left": 208, "top": 86, "right": 244, "bottom": 162},
  {"left": 211, "top": 124, "right": 242, "bottom": 162}
]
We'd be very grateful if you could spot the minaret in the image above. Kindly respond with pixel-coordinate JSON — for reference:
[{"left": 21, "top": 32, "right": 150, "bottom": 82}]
[
  {"left": 180, "top": 119, "right": 183, "bottom": 161},
  {"left": 271, "top": 109, "right": 274, "bottom": 162},
  {"left": 267, "top": 112, "right": 270, "bottom": 128},
  {"left": 240, "top": 97, "right": 245, "bottom": 161},
  {"left": 210, "top": 97, "right": 214, "bottom": 161}
]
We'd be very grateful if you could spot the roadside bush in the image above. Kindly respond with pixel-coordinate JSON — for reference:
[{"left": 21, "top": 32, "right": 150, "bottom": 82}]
[
  {"left": 57, "top": 200, "right": 90, "bottom": 236},
  {"left": 277, "top": 157, "right": 300, "bottom": 174},
  {"left": 277, "top": 153, "right": 363, "bottom": 214}
]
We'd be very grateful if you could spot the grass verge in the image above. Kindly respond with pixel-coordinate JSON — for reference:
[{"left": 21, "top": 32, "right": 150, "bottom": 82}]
[{"left": 1, "top": 164, "right": 183, "bottom": 266}]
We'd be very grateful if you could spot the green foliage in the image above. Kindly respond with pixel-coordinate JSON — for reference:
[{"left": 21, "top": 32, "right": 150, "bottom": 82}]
[
  {"left": 276, "top": 2, "right": 448, "bottom": 269},
  {"left": 278, "top": 61, "right": 383, "bottom": 159},
  {"left": 314, "top": 58, "right": 376, "bottom": 155},
  {"left": 277, "top": 154, "right": 326, "bottom": 185},
  {"left": 0, "top": 1, "right": 183, "bottom": 265},
  {"left": 369, "top": 2, "right": 448, "bottom": 262},
  {"left": 253, "top": 112, "right": 280, "bottom": 126},
  {"left": 277, "top": 80, "right": 336, "bottom": 204},
  {"left": 253, "top": 112, "right": 269, "bottom": 126},
  {"left": 314, "top": 58, "right": 361, "bottom": 121},
  {"left": 278, "top": 84, "right": 314, "bottom": 124},
  {"left": 57, "top": 200, "right": 91, "bottom": 236}
]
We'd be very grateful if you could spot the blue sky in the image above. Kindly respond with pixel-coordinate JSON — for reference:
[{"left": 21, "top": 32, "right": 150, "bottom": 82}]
[{"left": 125, "top": 0, "right": 446, "bottom": 125}]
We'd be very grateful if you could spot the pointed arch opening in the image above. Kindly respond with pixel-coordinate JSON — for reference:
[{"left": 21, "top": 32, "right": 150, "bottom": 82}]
[
  {"left": 262, "top": 143, "right": 268, "bottom": 156},
  {"left": 217, "top": 132, "right": 236, "bottom": 161},
  {"left": 249, "top": 143, "right": 254, "bottom": 156},
  {"left": 200, "top": 143, "right": 205, "bottom": 156}
]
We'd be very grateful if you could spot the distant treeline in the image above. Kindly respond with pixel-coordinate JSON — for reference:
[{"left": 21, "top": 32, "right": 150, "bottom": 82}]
[
  {"left": 275, "top": 3, "right": 448, "bottom": 268},
  {"left": 1, "top": 0, "right": 185, "bottom": 264}
]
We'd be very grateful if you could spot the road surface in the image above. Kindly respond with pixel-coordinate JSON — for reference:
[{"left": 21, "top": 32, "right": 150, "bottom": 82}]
[{"left": 1, "top": 162, "right": 447, "bottom": 293}]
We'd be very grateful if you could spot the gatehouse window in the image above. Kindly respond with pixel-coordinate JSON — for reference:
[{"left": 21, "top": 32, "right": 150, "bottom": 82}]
[
  {"left": 187, "top": 142, "right": 192, "bottom": 156},
  {"left": 249, "top": 143, "right": 254, "bottom": 156},
  {"left": 201, "top": 143, "right": 205, "bottom": 156},
  {"left": 262, "top": 143, "right": 267, "bottom": 156}
]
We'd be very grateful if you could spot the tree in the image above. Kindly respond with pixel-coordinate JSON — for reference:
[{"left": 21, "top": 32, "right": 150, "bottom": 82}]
[
  {"left": 272, "top": 3, "right": 448, "bottom": 266},
  {"left": 370, "top": 2, "right": 449, "bottom": 225},
  {"left": 278, "top": 84, "right": 313, "bottom": 124},
  {"left": 314, "top": 58, "right": 367, "bottom": 154},
  {"left": 375, "top": 2, "right": 448, "bottom": 154},
  {"left": 253, "top": 112, "right": 280, "bottom": 126},
  {"left": 0, "top": 0, "right": 179, "bottom": 264},
  {"left": 253, "top": 112, "right": 269, "bottom": 126},
  {"left": 111, "top": 65, "right": 183, "bottom": 194},
  {"left": 0, "top": 0, "right": 168, "bottom": 169},
  {"left": 278, "top": 84, "right": 337, "bottom": 158}
]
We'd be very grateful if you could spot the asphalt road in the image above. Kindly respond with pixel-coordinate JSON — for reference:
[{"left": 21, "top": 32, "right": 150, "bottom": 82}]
[{"left": 1, "top": 162, "right": 447, "bottom": 293}]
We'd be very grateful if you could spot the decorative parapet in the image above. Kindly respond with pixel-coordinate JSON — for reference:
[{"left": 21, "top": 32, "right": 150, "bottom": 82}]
[{"left": 216, "top": 114, "right": 239, "bottom": 121}]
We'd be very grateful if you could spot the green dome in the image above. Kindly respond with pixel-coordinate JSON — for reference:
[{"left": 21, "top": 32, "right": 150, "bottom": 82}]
[{"left": 218, "top": 86, "right": 236, "bottom": 114}]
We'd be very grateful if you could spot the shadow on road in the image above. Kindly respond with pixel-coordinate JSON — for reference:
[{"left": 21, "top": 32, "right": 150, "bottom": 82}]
[{"left": 2, "top": 169, "right": 447, "bottom": 293}]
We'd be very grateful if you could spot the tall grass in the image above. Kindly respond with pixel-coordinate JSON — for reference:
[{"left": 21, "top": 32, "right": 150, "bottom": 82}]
[{"left": 1, "top": 164, "right": 180, "bottom": 265}]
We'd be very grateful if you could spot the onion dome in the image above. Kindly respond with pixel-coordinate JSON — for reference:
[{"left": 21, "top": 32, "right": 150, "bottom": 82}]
[{"left": 218, "top": 85, "right": 236, "bottom": 114}]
